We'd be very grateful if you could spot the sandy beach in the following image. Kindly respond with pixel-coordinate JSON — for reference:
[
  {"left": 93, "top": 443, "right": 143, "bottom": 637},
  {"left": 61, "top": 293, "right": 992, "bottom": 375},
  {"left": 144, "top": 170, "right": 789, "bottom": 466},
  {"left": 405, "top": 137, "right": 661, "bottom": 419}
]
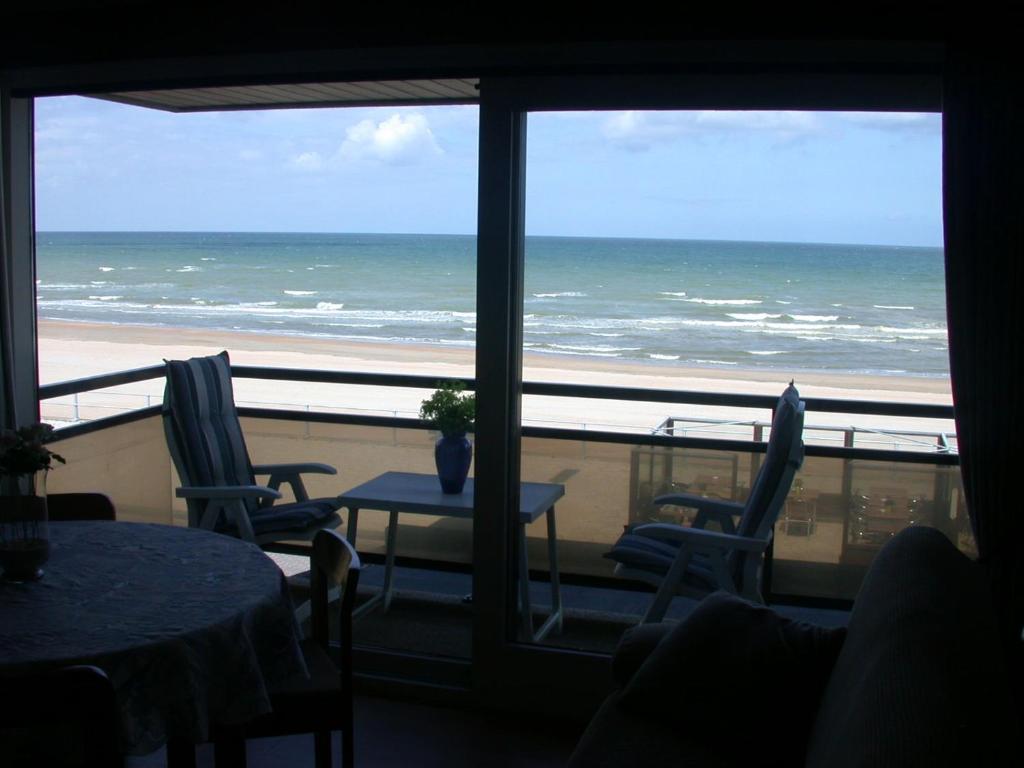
[{"left": 38, "top": 319, "right": 953, "bottom": 437}]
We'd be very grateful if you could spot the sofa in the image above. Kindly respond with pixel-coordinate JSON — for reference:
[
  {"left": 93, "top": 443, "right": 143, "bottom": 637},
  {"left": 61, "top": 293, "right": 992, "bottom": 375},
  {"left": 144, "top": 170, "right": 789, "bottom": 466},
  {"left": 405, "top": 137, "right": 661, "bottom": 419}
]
[{"left": 568, "top": 526, "right": 1019, "bottom": 767}]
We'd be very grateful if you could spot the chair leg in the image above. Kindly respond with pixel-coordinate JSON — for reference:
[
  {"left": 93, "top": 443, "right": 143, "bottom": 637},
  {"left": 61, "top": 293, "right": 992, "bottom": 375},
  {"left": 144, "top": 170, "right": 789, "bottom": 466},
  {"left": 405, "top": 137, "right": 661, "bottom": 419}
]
[
  {"left": 342, "top": 718, "right": 354, "bottom": 768},
  {"left": 166, "top": 738, "right": 197, "bottom": 768},
  {"left": 314, "top": 730, "right": 332, "bottom": 768},
  {"left": 213, "top": 731, "right": 247, "bottom": 768}
]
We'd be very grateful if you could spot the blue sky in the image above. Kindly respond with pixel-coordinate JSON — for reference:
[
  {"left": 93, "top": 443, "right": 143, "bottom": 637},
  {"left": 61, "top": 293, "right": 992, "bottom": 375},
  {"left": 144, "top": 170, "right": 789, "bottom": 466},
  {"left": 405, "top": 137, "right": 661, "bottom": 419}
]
[{"left": 34, "top": 96, "right": 943, "bottom": 246}]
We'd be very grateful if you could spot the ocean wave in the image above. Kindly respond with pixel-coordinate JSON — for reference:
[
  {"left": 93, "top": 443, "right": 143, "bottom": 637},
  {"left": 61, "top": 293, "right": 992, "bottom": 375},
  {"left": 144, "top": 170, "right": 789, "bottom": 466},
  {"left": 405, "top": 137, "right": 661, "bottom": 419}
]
[
  {"left": 532, "top": 292, "right": 588, "bottom": 298},
  {"left": 98, "top": 267, "right": 115, "bottom": 272},
  {"left": 747, "top": 350, "right": 785, "bottom": 356},
  {"left": 776, "top": 300, "right": 792, "bottom": 304},
  {"left": 284, "top": 290, "right": 317, "bottom": 296},
  {"left": 39, "top": 299, "right": 478, "bottom": 325},
  {"left": 687, "top": 359, "right": 738, "bottom": 366},
  {"left": 789, "top": 314, "right": 839, "bottom": 322},
  {"left": 588, "top": 332, "right": 624, "bottom": 337},
  {"left": 727, "top": 313, "right": 782, "bottom": 320},
  {"left": 874, "top": 305, "right": 915, "bottom": 310},
  {"left": 649, "top": 353, "right": 680, "bottom": 360},
  {"left": 316, "top": 301, "right": 344, "bottom": 311},
  {"left": 760, "top": 322, "right": 862, "bottom": 332},
  {"left": 549, "top": 344, "right": 642, "bottom": 353},
  {"left": 528, "top": 316, "right": 864, "bottom": 333},
  {"left": 532, "top": 347, "right": 621, "bottom": 358},
  {"left": 200, "top": 257, "right": 216, "bottom": 261},
  {"left": 176, "top": 266, "right": 199, "bottom": 272},
  {"left": 659, "top": 291, "right": 687, "bottom": 297},
  {"left": 37, "top": 282, "right": 91, "bottom": 290},
  {"left": 87, "top": 295, "right": 122, "bottom": 301},
  {"left": 877, "top": 326, "right": 946, "bottom": 335},
  {"left": 684, "top": 298, "right": 762, "bottom": 305}
]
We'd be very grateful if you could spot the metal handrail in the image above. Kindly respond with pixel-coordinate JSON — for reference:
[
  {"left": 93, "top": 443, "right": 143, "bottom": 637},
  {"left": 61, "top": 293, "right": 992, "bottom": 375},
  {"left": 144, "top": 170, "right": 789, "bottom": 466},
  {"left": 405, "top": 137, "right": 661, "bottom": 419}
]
[
  {"left": 657, "top": 415, "right": 957, "bottom": 454},
  {"left": 39, "top": 363, "right": 956, "bottom": 421}
]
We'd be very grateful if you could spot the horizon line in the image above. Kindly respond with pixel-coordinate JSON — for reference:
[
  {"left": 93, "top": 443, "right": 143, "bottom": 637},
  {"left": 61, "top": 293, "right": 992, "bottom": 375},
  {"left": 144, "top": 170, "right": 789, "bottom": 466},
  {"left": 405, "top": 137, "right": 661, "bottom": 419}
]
[{"left": 36, "top": 229, "right": 944, "bottom": 250}]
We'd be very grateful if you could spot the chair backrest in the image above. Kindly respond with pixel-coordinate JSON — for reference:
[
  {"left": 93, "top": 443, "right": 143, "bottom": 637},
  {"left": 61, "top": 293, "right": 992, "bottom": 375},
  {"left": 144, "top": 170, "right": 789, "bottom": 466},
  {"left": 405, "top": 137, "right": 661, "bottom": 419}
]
[
  {"left": 162, "top": 351, "right": 257, "bottom": 526},
  {"left": 310, "top": 529, "right": 361, "bottom": 704},
  {"left": 729, "top": 383, "right": 805, "bottom": 584},
  {"left": 47, "top": 493, "right": 116, "bottom": 522},
  {"left": 0, "top": 665, "right": 122, "bottom": 768},
  {"left": 310, "top": 529, "right": 362, "bottom": 650}
]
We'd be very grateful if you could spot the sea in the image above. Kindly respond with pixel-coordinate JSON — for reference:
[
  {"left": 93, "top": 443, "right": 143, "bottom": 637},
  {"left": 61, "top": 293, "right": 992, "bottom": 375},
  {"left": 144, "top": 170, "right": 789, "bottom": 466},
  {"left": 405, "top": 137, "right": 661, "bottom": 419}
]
[{"left": 35, "top": 231, "right": 949, "bottom": 377}]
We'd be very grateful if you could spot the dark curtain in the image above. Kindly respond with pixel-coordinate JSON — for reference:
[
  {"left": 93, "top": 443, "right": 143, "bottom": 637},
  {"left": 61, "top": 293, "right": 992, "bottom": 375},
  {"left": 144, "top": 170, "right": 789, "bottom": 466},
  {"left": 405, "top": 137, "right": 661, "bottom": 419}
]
[
  {"left": 943, "top": 41, "right": 1024, "bottom": 702},
  {"left": 0, "top": 90, "right": 17, "bottom": 432}
]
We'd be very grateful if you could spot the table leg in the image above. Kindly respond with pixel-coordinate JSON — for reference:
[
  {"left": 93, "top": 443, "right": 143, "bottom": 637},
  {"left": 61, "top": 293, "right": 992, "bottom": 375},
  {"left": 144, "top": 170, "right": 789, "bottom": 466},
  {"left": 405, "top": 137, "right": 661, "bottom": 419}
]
[
  {"left": 345, "top": 507, "right": 360, "bottom": 546},
  {"left": 529, "top": 505, "right": 563, "bottom": 642},
  {"left": 518, "top": 523, "right": 534, "bottom": 640},
  {"left": 382, "top": 509, "right": 399, "bottom": 611},
  {"left": 546, "top": 504, "right": 563, "bottom": 634}
]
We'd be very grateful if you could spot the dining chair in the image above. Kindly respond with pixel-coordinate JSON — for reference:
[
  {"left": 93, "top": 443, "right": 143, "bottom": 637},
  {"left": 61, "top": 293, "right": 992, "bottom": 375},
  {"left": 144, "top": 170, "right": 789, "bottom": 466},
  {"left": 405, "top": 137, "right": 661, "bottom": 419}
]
[
  {"left": 47, "top": 492, "right": 116, "bottom": 521},
  {"left": 0, "top": 665, "right": 122, "bottom": 768},
  {"left": 213, "top": 528, "right": 361, "bottom": 768}
]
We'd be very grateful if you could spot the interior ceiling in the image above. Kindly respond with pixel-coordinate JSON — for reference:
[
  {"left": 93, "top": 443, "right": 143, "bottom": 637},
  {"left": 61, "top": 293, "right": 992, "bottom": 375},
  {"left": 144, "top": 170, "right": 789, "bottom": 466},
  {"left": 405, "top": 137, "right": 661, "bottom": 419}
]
[{"left": 95, "top": 79, "right": 481, "bottom": 112}]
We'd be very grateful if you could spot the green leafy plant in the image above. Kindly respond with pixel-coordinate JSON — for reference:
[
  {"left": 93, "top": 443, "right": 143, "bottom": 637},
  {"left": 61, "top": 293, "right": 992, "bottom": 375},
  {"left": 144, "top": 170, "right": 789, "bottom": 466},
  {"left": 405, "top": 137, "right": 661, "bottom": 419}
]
[
  {"left": 420, "top": 382, "right": 476, "bottom": 438},
  {"left": 0, "top": 423, "right": 66, "bottom": 475}
]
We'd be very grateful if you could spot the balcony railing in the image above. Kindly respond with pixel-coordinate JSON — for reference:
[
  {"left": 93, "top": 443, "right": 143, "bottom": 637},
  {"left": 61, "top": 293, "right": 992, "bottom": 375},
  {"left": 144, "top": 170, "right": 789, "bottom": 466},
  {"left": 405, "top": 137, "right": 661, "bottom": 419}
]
[{"left": 40, "top": 364, "right": 967, "bottom": 624}]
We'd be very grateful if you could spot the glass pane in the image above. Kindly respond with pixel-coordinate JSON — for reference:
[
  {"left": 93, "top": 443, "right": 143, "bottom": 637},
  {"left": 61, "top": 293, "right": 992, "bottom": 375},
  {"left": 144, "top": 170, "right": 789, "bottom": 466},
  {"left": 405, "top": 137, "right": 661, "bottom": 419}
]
[
  {"left": 35, "top": 95, "right": 479, "bottom": 397},
  {"left": 519, "top": 107, "right": 949, "bottom": 650}
]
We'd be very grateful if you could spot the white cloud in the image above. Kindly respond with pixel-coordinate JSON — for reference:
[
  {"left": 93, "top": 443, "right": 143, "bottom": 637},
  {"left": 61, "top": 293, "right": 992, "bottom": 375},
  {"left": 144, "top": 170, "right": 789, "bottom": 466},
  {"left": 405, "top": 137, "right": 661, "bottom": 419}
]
[
  {"left": 337, "top": 113, "right": 442, "bottom": 164},
  {"left": 602, "top": 110, "right": 823, "bottom": 150},
  {"left": 290, "top": 151, "right": 324, "bottom": 171},
  {"left": 839, "top": 112, "right": 940, "bottom": 133}
]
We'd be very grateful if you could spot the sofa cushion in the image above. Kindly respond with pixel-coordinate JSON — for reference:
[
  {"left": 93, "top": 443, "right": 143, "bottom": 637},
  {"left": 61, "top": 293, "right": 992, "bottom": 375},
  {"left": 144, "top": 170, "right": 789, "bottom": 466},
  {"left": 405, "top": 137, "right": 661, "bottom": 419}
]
[
  {"left": 618, "top": 591, "right": 845, "bottom": 767},
  {"left": 611, "top": 622, "right": 673, "bottom": 688},
  {"left": 806, "top": 525, "right": 1017, "bottom": 768}
]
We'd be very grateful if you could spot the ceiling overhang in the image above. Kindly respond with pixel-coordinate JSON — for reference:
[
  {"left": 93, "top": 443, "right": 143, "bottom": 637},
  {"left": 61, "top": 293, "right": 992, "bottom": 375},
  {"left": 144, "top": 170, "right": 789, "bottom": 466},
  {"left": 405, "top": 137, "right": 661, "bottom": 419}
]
[{"left": 95, "top": 78, "right": 480, "bottom": 112}]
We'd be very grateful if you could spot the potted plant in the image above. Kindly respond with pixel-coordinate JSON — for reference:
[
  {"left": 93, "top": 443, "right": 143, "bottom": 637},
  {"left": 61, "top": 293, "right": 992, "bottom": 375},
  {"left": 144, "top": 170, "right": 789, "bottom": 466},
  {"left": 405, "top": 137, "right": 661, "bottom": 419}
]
[
  {"left": 0, "top": 423, "right": 65, "bottom": 581},
  {"left": 420, "top": 382, "right": 476, "bottom": 494}
]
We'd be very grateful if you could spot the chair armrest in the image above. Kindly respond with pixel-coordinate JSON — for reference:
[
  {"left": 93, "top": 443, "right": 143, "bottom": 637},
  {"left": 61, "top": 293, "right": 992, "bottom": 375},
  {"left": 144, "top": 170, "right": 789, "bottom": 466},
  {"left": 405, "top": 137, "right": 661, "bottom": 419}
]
[
  {"left": 175, "top": 485, "right": 282, "bottom": 501},
  {"left": 653, "top": 493, "right": 743, "bottom": 518},
  {"left": 653, "top": 493, "right": 743, "bottom": 532},
  {"left": 631, "top": 523, "right": 768, "bottom": 554},
  {"left": 252, "top": 463, "right": 335, "bottom": 503},
  {"left": 252, "top": 463, "right": 337, "bottom": 476}
]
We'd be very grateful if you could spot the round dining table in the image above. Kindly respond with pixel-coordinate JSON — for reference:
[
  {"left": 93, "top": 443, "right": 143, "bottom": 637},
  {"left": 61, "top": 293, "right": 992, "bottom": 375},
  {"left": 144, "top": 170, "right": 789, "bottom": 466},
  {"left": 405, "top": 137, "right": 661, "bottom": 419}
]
[{"left": 0, "top": 520, "right": 308, "bottom": 756}]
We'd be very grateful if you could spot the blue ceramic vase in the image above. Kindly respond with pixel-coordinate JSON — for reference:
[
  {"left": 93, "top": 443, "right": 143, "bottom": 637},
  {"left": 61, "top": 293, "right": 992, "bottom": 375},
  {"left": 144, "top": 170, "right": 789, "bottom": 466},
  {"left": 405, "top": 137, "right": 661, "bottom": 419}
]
[{"left": 434, "top": 434, "right": 472, "bottom": 494}]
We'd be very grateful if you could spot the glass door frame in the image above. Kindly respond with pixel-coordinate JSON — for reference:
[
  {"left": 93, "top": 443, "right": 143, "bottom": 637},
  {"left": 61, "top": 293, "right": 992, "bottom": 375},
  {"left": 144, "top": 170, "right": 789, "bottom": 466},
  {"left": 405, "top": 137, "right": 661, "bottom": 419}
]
[{"left": 469, "top": 70, "right": 943, "bottom": 713}]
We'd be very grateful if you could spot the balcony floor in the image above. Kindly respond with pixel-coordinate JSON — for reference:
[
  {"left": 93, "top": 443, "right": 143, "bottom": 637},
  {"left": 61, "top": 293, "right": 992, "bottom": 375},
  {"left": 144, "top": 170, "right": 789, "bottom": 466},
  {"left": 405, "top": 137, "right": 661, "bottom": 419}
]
[{"left": 272, "top": 553, "right": 851, "bottom": 658}]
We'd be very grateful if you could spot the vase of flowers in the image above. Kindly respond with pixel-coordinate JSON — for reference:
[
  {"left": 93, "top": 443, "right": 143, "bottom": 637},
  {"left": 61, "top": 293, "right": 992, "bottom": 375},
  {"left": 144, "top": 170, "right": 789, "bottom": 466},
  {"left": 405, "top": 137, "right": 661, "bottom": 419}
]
[
  {"left": 420, "top": 382, "right": 475, "bottom": 494},
  {"left": 0, "top": 423, "right": 65, "bottom": 582}
]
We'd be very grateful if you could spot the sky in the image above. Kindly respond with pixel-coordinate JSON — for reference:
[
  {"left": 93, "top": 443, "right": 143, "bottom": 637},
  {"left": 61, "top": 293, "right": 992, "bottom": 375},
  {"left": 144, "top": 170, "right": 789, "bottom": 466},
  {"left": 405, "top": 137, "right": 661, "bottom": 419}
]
[{"left": 34, "top": 96, "right": 943, "bottom": 247}]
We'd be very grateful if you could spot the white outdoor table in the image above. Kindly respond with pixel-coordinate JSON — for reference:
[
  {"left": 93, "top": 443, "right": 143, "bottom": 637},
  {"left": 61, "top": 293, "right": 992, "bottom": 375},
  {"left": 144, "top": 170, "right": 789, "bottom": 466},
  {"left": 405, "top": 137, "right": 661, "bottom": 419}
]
[{"left": 339, "top": 471, "right": 564, "bottom": 642}]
